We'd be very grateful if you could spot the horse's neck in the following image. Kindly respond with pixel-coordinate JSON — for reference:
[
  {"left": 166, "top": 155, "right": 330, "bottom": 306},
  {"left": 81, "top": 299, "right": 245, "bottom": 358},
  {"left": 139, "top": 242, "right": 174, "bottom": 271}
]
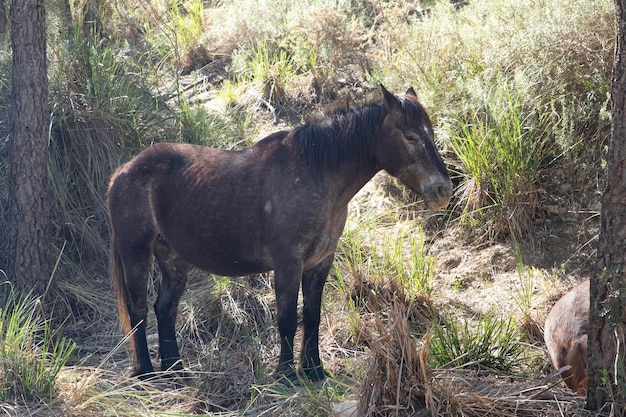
[{"left": 326, "top": 156, "right": 380, "bottom": 208}]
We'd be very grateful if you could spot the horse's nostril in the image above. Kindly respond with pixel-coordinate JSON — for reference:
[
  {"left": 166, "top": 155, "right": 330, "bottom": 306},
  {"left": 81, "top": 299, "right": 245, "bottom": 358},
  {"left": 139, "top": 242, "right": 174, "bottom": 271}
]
[{"left": 438, "top": 181, "right": 453, "bottom": 198}]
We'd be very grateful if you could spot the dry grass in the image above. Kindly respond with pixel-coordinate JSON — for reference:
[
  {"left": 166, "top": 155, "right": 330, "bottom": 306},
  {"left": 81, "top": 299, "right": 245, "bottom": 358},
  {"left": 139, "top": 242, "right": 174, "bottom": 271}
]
[
  {"left": 347, "top": 300, "right": 589, "bottom": 417},
  {"left": 431, "top": 375, "right": 589, "bottom": 417},
  {"left": 357, "top": 302, "right": 432, "bottom": 416}
]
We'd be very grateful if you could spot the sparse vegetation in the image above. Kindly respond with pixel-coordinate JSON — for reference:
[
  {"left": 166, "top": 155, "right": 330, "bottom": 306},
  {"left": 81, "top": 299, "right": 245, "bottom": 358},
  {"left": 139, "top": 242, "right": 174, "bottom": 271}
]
[{"left": 0, "top": 0, "right": 614, "bottom": 415}]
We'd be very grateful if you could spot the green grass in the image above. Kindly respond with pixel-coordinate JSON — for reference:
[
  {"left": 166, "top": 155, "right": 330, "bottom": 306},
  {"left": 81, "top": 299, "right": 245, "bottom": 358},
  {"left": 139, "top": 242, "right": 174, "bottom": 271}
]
[
  {"left": 333, "top": 214, "right": 436, "bottom": 306},
  {"left": 178, "top": 99, "right": 255, "bottom": 148},
  {"left": 169, "top": 0, "right": 205, "bottom": 52},
  {"left": 231, "top": 39, "right": 297, "bottom": 105},
  {"left": 429, "top": 312, "right": 523, "bottom": 372},
  {"left": 0, "top": 285, "right": 76, "bottom": 402},
  {"left": 373, "top": 0, "right": 612, "bottom": 239},
  {"left": 449, "top": 76, "right": 550, "bottom": 238}
]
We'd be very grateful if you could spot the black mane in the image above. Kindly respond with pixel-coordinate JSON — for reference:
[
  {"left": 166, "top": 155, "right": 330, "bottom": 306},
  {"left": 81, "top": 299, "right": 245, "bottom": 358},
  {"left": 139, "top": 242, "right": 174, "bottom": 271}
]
[
  {"left": 291, "top": 96, "right": 430, "bottom": 169},
  {"left": 291, "top": 102, "right": 384, "bottom": 169}
]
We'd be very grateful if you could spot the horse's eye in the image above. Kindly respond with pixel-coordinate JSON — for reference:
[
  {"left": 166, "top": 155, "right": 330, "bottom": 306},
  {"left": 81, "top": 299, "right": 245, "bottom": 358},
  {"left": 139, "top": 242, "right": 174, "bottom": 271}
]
[{"left": 406, "top": 133, "right": 419, "bottom": 142}]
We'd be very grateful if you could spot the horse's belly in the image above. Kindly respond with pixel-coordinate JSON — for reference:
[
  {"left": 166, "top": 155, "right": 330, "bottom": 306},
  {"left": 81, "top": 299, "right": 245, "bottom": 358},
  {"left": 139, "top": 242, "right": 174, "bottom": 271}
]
[
  {"left": 168, "top": 234, "right": 273, "bottom": 277},
  {"left": 196, "top": 258, "right": 273, "bottom": 277}
]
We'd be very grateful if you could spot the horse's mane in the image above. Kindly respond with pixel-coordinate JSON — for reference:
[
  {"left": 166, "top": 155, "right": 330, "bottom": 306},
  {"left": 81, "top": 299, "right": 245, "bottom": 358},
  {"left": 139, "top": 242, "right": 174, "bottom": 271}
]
[
  {"left": 291, "top": 102, "right": 384, "bottom": 170},
  {"left": 291, "top": 96, "right": 430, "bottom": 170}
]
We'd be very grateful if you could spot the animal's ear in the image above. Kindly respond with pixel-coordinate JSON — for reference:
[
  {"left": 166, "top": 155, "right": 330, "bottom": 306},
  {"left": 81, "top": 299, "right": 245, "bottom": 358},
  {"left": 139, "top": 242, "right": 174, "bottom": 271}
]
[
  {"left": 406, "top": 87, "right": 417, "bottom": 98},
  {"left": 381, "top": 84, "right": 402, "bottom": 113}
]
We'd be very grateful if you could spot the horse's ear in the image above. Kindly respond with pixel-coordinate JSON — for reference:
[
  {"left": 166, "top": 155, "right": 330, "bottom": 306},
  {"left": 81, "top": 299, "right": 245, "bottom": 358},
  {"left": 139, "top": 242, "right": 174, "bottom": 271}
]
[
  {"left": 406, "top": 87, "right": 417, "bottom": 98},
  {"left": 381, "top": 84, "right": 402, "bottom": 113}
]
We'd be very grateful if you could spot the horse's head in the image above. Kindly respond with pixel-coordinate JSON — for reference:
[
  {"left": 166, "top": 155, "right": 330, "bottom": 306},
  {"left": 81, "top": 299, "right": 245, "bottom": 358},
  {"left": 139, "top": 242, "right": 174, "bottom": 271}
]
[{"left": 372, "top": 85, "right": 452, "bottom": 210}]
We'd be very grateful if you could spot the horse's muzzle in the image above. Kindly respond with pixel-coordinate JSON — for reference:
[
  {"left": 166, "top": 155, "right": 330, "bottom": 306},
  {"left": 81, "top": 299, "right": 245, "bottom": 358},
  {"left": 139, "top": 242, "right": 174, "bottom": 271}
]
[{"left": 423, "top": 180, "right": 453, "bottom": 211}]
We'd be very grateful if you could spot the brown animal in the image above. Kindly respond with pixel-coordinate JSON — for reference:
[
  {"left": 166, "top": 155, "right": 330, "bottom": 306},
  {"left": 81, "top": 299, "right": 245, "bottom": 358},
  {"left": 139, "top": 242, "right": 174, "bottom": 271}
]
[
  {"left": 544, "top": 279, "right": 589, "bottom": 396},
  {"left": 107, "top": 85, "right": 453, "bottom": 381}
]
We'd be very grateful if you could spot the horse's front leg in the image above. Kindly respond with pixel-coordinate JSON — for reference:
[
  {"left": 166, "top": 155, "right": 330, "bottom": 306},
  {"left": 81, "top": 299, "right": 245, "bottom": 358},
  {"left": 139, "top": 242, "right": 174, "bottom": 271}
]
[
  {"left": 300, "top": 255, "right": 333, "bottom": 381},
  {"left": 273, "top": 259, "right": 303, "bottom": 382}
]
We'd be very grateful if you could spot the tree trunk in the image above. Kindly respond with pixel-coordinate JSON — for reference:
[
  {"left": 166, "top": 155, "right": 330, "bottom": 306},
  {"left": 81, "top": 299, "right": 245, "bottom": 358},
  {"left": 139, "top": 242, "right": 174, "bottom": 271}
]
[
  {"left": 6, "top": 0, "right": 50, "bottom": 296},
  {"left": 587, "top": 0, "right": 626, "bottom": 413}
]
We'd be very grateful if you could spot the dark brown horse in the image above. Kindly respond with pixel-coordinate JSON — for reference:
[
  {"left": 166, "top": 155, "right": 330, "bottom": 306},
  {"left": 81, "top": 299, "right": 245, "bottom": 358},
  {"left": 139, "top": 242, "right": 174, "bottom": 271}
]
[{"left": 107, "top": 85, "right": 452, "bottom": 382}]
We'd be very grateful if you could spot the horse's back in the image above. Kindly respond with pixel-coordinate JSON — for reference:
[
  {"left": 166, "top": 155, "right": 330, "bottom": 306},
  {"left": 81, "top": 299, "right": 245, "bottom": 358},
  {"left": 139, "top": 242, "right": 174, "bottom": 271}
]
[{"left": 109, "top": 139, "right": 287, "bottom": 204}]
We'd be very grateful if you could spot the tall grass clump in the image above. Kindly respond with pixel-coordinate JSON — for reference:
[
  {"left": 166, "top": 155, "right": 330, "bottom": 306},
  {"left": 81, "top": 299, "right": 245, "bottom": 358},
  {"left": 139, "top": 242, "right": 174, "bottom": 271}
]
[
  {"left": 178, "top": 99, "right": 255, "bottom": 148},
  {"left": 357, "top": 303, "right": 433, "bottom": 416},
  {"left": 334, "top": 216, "right": 436, "bottom": 304},
  {"left": 168, "top": 0, "right": 205, "bottom": 52},
  {"left": 0, "top": 285, "right": 76, "bottom": 402},
  {"left": 379, "top": 227, "right": 436, "bottom": 299},
  {"left": 231, "top": 39, "right": 297, "bottom": 108},
  {"left": 331, "top": 211, "right": 438, "bottom": 345},
  {"left": 450, "top": 78, "right": 550, "bottom": 238},
  {"left": 45, "top": 25, "right": 173, "bottom": 315}
]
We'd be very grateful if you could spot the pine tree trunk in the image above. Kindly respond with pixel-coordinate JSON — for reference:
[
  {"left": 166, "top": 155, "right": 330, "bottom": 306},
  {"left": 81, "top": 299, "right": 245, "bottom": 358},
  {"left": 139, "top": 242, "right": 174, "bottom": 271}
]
[
  {"left": 587, "top": 0, "right": 626, "bottom": 412},
  {"left": 6, "top": 0, "right": 50, "bottom": 296}
]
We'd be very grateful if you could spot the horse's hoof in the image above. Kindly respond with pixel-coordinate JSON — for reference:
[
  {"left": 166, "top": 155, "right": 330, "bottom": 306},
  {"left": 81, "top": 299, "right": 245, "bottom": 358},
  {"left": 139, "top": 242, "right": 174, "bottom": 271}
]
[
  {"left": 162, "top": 367, "right": 198, "bottom": 386},
  {"left": 128, "top": 366, "right": 156, "bottom": 380},
  {"left": 272, "top": 367, "right": 300, "bottom": 386},
  {"left": 300, "top": 365, "right": 328, "bottom": 382}
]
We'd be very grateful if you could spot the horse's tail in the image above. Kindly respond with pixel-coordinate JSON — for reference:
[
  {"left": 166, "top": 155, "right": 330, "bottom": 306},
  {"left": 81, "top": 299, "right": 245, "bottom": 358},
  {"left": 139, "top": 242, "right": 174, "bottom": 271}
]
[
  {"left": 110, "top": 226, "right": 132, "bottom": 337},
  {"left": 109, "top": 166, "right": 132, "bottom": 338}
]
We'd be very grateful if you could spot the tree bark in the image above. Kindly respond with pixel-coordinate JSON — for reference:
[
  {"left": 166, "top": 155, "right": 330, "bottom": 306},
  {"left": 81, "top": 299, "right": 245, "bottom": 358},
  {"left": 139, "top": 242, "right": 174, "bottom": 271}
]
[
  {"left": 6, "top": 0, "right": 51, "bottom": 296},
  {"left": 587, "top": 0, "right": 626, "bottom": 412}
]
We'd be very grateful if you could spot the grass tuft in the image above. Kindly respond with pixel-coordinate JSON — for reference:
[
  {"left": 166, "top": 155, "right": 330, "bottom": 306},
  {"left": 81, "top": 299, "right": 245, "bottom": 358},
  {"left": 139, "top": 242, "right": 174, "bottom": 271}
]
[
  {"left": 449, "top": 77, "right": 550, "bottom": 239},
  {"left": 0, "top": 284, "right": 76, "bottom": 402},
  {"left": 429, "top": 313, "right": 523, "bottom": 372},
  {"left": 357, "top": 302, "right": 434, "bottom": 416}
]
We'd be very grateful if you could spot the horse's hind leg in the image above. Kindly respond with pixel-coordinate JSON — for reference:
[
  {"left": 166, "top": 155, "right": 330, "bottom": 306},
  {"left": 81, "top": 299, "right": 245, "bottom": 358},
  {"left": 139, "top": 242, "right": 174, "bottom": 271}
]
[
  {"left": 300, "top": 255, "right": 333, "bottom": 381},
  {"left": 109, "top": 170, "right": 158, "bottom": 378},
  {"left": 117, "top": 245, "right": 155, "bottom": 377},
  {"left": 153, "top": 236, "right": 189, "bottom": 373}
]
